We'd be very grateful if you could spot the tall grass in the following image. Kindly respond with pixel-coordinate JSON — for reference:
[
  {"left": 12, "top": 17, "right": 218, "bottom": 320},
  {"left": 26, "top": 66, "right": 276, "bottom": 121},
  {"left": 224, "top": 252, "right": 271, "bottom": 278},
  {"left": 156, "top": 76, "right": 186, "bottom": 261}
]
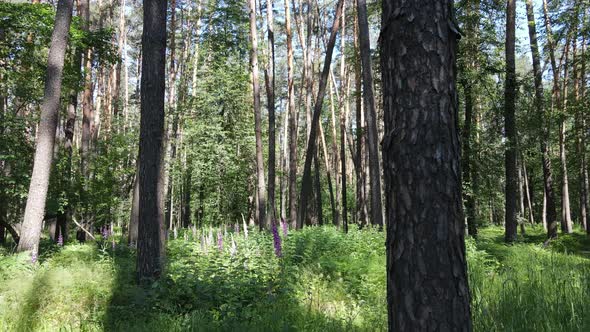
[{"left": 0, "top": 226, "right": 588, "bottom": 331}]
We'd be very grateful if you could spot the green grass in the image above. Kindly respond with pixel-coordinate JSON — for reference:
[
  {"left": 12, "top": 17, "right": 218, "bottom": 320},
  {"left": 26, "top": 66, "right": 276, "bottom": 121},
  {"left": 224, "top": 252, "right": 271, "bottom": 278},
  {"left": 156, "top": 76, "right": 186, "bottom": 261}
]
[{"left": 0, "top": 225, "right": 588, "bottom": 331}]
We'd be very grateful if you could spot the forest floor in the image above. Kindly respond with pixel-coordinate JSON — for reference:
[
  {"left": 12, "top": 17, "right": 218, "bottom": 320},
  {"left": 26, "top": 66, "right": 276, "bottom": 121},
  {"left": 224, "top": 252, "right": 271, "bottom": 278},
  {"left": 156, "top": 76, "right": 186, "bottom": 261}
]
[{"left": 0, "top": 225, "right": 589, "bottom": 331}]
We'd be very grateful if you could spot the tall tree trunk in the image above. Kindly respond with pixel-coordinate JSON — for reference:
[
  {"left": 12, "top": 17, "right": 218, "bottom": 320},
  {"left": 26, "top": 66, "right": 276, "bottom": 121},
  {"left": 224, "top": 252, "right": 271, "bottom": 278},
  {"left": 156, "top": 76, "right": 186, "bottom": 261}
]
[
  {"left": 249, "top": 0, "right": 267, "bottom": 230},
  {"left": 265, "top": 0, "right": 277, "bottom": 222},
  {"left": 297, "top": 0, "right": 344, "bottom": 229},
  {"left": 356, "top": 0, "right": 382, "bottom": 228},
  {"left": 286, "top": 0, "right": 297, "bottom": 228},
  {"left": 80, "top": 0, "right": 93, "bottom": 239},
  {"left": 354, "top": 5, "right": 367, "bottom": 226},
  {"left": 504, "top": 0, "right": 518, "bottom": 243},
  {"left": 381, "top": 0, "right": 472, "bottom": 329},
  {"left": 136, "top": 0, "right": 167, "bottom": 283},
  {"left": 17, "top": 0, "right": 74, "bottom": 254},
  {"left": 526, "top": 0, "right": 557, "bottom": 238},
  {"left": 462, "top": 0, "right": 480, "bottom": 238},
  {"left": 559, "top": 38, "right": 573, "bottom": 233}
]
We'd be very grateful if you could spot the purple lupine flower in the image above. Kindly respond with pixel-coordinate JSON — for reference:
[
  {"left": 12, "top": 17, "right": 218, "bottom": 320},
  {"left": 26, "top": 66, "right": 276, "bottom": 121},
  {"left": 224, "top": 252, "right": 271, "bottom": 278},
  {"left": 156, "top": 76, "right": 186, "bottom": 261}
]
[
  {"left": 102, "top": 226, "right": 109, "bottom": 239},
  {"left": 281, "top": 218, "right": 288, "bottom": 238},
  {"left": 111, "top": 240, "right": 116, "bottom": 250},
  {"left": 217, "top": 231, "right": 223, "bottom": 251},
  {"left": 57, "top": 233, "right": 64, "bottom": 247},
  {"left": 271, "top": 221, "right": 282, "bottom": 257},
  {"left": 31, "top": 250, "right": 37, "bottom": 264}
]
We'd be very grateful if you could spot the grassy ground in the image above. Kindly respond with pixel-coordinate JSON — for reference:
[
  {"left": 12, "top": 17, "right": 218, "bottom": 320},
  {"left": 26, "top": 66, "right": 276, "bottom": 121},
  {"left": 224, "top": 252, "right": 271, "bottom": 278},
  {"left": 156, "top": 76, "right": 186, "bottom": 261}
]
[{"left": 0, "top": 225, "right": 588, "bottom": 331}]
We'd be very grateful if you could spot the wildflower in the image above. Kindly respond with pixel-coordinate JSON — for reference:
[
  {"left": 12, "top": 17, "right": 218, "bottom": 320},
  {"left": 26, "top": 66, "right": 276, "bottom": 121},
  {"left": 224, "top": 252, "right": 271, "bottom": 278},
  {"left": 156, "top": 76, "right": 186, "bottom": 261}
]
[
  {"left": 111, "top": 240, "right": 116, "bottom": 251},
  {"left": 31, "top": 250, "right": 37, "bottom": 264},
  {"left": 281, "top": 218, "right": 288, "bottom": 238},
  {"left": 184, "top": 232, "right": 188, "bottom": 241},
  {"left": 230, "top": 234, "right": 237, "bottom": 257},
  {"left": 200, "top": 235, "right": 207, "bottom": 253},
  {"left": 271, "top": 221, "right": 282, "bottom": 257},
  {"left": 243, "top": 219, "right": 249, "bottom": 239},
  {"left": 192, "top": 225, "right": 197, "bottom": 239},
  {"left": 173, "top": 227, "right": 178, "bottom": 240},
  {"left": 217, "top": 231, "right": 223, "bottom": 251},
  {"left": 57, "top": 233, "right": 64, "bottom": 247},
  {"left": 234, "top": 223, "right": 239, "bottom": 234},
  {"left": 102, "top": 226, "right": 109, "bottom": 239}
]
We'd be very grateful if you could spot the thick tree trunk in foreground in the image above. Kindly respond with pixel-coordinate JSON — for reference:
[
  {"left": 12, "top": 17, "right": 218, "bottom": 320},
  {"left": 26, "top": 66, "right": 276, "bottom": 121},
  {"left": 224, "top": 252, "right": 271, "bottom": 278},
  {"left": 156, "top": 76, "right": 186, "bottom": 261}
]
[
  {"left": 17, "top": 0, "right": 74, "bottom": 254},
  {"left": 297, "top": 0, "right": 344, "bottom": 229},
  {"left": 356, "top": 0, "right": 382, "bottom": 228},
  {"left": 381, "top": 0, "right": 472, "bottom": 330},
  {"left": 136, "top": 0, "right": 167, "bottom": 283},
  {"left": 504, "top": 0, "right": 518, "bottom": 243},
  {"left": 249, "top": 0, "right": 267, "bottom": 230},
  {"left": 526, "top": 0, "right": 557, "bottom": 238}
]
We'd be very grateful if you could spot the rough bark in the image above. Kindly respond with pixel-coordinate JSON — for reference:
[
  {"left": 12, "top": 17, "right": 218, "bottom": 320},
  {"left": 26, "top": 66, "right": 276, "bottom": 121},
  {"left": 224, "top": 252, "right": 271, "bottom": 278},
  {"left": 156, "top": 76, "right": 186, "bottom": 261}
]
[
  {"left": 356, "top": 0, "right": 382, "bottom": 228},
  {"left": 17, "top": 0, "right": 74, "bottom": 254},
  {"left": 526, "top": 0, "right": 557, "bottom": 238},
  {"left": 381, "top": 0, "right": 472, "bottom": 329},
  {"left": 504, "top": 0, "right": 518, "bottom": 243},
  {"left": 297, "top": 0, "right": 344, "bottom": 229},
  {"left": 137, "top": 0, "right": 167, "bottom": 283},
  {"left": 248, "top": 0, "right": 267, "bottom": 231}
]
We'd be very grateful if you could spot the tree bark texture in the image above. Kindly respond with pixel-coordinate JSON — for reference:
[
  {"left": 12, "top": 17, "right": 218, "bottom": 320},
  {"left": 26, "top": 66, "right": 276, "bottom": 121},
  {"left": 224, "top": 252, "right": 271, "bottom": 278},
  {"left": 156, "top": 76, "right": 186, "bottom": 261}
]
[
  {"left": 136, "top": 0, "right": 167, "bottom": 283},
  {"left": 17, "top": 0, "right": 74, "bottom": 254},
  {"left": 381, "top": 0, "right": 472, "bottom": 330}
]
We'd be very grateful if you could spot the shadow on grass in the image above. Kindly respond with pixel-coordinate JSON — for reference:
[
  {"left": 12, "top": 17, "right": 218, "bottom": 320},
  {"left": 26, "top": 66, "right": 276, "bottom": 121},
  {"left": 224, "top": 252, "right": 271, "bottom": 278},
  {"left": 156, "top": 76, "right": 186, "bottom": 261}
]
[{"left": 101, "top": 241, "right": 360, "bottom": 332}]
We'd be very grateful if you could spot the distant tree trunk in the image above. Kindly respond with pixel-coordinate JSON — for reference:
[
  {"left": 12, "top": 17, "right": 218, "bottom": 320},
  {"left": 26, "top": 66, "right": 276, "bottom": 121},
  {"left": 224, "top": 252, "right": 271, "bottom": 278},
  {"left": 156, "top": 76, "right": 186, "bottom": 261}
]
[
  {"left": 136, "top": 0, "right": 167, "bottom": 283},
  {"left": 356, "top": 0, "right": 382, "bottom": 228},
  {"left": 381, "top": 0, "right": 472, "bottom": 329},
  {"left": 521, "top": 158, "right": 534, "bottom": 224},
  {"left": 297, "top": 0, "right": 344, "bottom": 229},
  {"left": 129, "top": 161, "right": 139, "bottom": 245},
  {"left": 314, "top": 152, "right": 323, "bottom": 225},
  {"left": 559, "top": 38, "right": 573, "bottom": 233},
  {"left": 462, "top": 0, "right": 480, "bottom": 238},
  {"left": 285, "top": 0, "right": 297, "bottom": 228},
  {"left": 17, "top": 0, "right": 74, "bottom": 254},
  {"left": 181, "top": 165, "right": 192, "bottom": 228},
  {"left": 504, "top": 0, "right": 518, "bottom": 243},
  {"left": 579, "top": 34, "right": 590, "bottom": 234},
  {"left": 526, "top": 0, "right": 557, "bottom": 238},
  {"left": 353, "top": 8, "right": 367, "bottom": 227},
  {"left": 338, "top": 0, "right": 347, "bottom": 231},
  {"left": 79, "top": 0, "right": 93, "bottom": 240},
  {"left": 248, "top": 0, "right": 267, "bottom": 231},
  {"left": 319, "top": 115, "right": 337, "bottom": 226},
  {"left": 265, "top": 0, "right": 277, "bottom": 222}
]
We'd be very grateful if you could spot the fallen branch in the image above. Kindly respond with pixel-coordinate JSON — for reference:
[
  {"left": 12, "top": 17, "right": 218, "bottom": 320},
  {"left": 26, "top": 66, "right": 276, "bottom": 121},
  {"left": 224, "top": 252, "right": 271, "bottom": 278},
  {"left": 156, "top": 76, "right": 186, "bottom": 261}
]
[
  {"left": 72, "top": 217, "right": 96, "bottom": 240},
  {"left": 0, "top": 220, "right": 20, "bottom": 244}
]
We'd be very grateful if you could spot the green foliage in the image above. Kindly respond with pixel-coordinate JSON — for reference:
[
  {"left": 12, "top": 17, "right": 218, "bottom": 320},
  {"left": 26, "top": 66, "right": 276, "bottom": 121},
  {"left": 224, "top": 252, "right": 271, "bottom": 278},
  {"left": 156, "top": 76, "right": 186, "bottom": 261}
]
[{"left": 1, "top": 226, "right": 589, "bottom": 331}]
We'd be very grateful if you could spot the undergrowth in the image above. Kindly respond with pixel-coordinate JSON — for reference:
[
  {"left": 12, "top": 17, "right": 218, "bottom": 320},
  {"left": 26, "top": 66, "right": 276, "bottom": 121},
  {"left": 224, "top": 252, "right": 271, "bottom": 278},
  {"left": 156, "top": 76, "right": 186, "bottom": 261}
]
[{"left": 0, "top": 225, "right": 588, "bottom": 331}]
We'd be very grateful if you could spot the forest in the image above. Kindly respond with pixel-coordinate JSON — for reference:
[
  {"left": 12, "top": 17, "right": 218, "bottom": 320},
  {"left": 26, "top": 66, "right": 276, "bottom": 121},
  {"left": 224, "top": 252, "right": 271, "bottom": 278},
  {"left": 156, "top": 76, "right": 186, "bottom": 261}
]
[{"left": 0, "top": 0, "right": 589, "bottom": 330}]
